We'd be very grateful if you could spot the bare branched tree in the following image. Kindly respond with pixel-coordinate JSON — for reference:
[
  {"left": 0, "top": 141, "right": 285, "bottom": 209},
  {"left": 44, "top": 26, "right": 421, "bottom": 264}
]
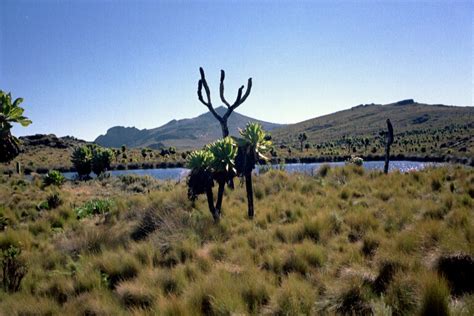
[{"left": 197, "top": 67, "right": 252, "bottom": 138}]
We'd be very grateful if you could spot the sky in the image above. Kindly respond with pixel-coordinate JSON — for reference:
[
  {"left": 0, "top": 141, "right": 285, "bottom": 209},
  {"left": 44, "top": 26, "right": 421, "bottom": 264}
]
[{"left": 1, "top": 0, "right": 472, "bottom": 141}]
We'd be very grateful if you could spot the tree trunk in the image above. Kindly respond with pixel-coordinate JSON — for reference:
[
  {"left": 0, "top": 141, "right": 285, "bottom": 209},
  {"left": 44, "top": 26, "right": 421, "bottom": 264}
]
[
  {"left": 384, "top": 119, "right": 394, "bottom": 174},
  {"left": 220, "top": 120, "right": 229, "bottom": 138},
  {"left": 245, "top": 172, "right": 254, "bottom": 219},
  {"left": 0, "top": 130, "right": 21, "bottom": 163},
  {"left": 206, "top": 187, "right": 219, "bottom": 222},
  {"left": 215, "top": 180, "right": 226, "bottom": 215},
  {"left": 384, "top": 143, "right": 390, "bottom": 174}
]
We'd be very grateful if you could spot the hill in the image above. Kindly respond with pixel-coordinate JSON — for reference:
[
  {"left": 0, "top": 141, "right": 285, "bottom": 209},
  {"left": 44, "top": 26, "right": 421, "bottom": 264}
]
[
  {"left": 95, "top": 106, "right": 283, "bottom": 149},
  {"left": 272, "top": 100, "right": 473, "bottom": 144},
  {"left": 271, "top": 100, "right": 474, "bottom": 161}
]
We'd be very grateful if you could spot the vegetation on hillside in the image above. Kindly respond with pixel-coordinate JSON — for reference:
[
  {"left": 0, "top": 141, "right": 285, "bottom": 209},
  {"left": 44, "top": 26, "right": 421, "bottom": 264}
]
[
  {"left": 272, "top": 102, "right": 474, "bottom": 164},
  {"left": 0, "top": 165, "right": 473, "bottom": 314}
]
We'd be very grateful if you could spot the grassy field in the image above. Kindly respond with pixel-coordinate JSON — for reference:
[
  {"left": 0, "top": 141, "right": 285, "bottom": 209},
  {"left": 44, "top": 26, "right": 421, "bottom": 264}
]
[{"left": 0, "top": 164, "right": 473, "bottom": 315}]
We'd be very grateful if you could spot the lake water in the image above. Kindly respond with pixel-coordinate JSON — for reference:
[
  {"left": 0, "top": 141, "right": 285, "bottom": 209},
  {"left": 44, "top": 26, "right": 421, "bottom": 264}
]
[{"left": 63, "top": 161, "right": 440, "bottom": 181}]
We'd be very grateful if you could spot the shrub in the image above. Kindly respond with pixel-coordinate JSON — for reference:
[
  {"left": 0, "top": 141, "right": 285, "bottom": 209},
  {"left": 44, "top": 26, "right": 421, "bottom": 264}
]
[
  {"left": 1, "top": 245, "right": 27, "bottom": 292},
  {"left": 75, "top": 199, "right": 114, "bottom": 219},
  {"left": 46, "top": 193, "right": 62, "bottom": 209},
  {"left": 347, "top": 155, "right": 364, "bottom": 166},
  {"left": 318, "top": 164, "right": 331, "bottom": 177},
  {"left": 43, "top": 170, "right": 65, "bottom": 186}
]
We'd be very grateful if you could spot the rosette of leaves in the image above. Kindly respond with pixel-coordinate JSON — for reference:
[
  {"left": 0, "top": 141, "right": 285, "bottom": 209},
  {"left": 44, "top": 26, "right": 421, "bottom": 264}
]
[
  {"left": 71, "top": 145, "right": 93, "bottom": 178},
  {"left": 207, "top": 137, "right": 237, "bottom": 215},
  {"left": 235, "top": 123, "right": 271, "bottom": 218},
  {"left": 43, "top": 170, "right": 66, "bottom": 187},
  {"left": 0, "top": 91, "right": 32, "bottom": 163},
  {"left": 186, "top": 149, "right": 219, "bottom": 221},
  {"left": 92, "top": 146, "right": 114, "bottom": 176}
]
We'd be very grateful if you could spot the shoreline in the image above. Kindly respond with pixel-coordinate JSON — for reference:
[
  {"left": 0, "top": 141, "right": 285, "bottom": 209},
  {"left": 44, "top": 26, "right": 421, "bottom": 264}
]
[{"left": 3, "top": 153, "right": 472, "bottom": 175}]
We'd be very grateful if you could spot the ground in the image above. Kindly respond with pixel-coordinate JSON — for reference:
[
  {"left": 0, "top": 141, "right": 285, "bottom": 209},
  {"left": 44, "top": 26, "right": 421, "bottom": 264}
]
[{"left": 0, "top": 165, "right": 473, "bottom": 315}]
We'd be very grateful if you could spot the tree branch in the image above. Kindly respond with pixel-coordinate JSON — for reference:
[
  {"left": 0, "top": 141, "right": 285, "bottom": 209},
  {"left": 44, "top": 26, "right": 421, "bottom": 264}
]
[
  {"left": 219, "top": 70, "right": 231, "bottom": 108},
  {"left": 230, "top": 78, "right": 252, "bottom": 111},
  {"left": 198, "top": 68, "right": 222, "bottom": 122}
]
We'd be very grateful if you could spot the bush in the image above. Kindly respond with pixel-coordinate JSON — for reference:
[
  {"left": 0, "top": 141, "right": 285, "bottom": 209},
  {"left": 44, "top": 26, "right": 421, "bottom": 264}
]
[
  {"left": 43, "top": 170, "right": 65, "bottom": 186},
  {"left": 318, "top": 164, "right": 331, "bottom": 177},
  {"left": 75, "top": 199, "right": 114, "bottom": 219},
  {"left": 46, "top": 193, "right": 62, "bottom": 209},
  {"left": 1, "top": 245, "right": 27, "bottom": 292}
]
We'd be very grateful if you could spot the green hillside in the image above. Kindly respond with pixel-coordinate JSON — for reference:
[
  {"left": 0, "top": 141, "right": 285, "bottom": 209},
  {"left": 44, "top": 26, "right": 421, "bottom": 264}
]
[{"left": 271, "top": 100, "right": 474, "bottom": 161}]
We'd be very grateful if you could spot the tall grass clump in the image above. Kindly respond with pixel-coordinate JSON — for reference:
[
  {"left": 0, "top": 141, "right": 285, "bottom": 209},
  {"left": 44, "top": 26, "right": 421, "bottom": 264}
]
[
  {"left": 419, "top": 275, "right": 450, "bottom": 316},
  {"left": 270, "top": 274, "right": 315, "bottom": 315}
]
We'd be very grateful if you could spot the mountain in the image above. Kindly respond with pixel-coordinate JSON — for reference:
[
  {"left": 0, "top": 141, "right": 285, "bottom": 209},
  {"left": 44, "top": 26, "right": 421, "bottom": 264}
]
[
  {"left": 271, "top": 100, "right": 474, "bottom": 145},
  {"left": 95, "top": 106, "right": 283, "bottom": 149}
]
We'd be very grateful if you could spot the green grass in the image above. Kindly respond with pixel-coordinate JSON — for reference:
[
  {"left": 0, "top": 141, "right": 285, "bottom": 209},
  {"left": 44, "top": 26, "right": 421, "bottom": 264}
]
[{"left": 0, "top": 165, "right": 473, "bottom": 315}]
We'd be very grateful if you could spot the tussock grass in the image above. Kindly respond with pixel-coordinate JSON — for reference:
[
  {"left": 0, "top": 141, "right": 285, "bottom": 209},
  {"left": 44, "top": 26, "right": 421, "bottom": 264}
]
[{"left": 0, "top": 165, "right": 473, "bottom": 314}]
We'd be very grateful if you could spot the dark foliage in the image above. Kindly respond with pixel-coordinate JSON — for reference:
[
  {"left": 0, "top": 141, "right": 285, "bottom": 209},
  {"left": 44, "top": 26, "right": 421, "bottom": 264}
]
[
  {"left": 1, "top": 246, "right": 27, "bottom": 293},
  {"left": 437, "top": 253, "right": 474, "bottom": 295}
]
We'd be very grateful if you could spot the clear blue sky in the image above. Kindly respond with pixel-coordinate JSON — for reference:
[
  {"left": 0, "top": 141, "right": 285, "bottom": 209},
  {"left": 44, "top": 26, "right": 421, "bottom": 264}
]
[{"left": 1, "top": 0, "right": 472, "bottom": 141}]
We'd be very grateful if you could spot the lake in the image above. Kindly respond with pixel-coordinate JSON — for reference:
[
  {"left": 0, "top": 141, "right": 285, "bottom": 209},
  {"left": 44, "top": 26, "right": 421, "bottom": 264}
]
[{"left": 62, "top": 161, "right": 441, "bottom": 181}]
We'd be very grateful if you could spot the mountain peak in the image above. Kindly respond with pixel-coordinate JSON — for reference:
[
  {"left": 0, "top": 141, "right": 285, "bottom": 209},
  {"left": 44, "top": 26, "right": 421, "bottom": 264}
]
[{"left": 95, "top": 108, "right": 282, "bottom": 149}]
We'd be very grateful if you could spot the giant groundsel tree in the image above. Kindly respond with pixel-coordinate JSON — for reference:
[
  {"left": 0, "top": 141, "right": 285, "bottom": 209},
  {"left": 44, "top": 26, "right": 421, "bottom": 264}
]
[
  {"left": 186, "top": 150, "right": 219, "bottom": 221},
  {"left": 0, "top": 91, "right": 32, "bottom": 163},
  {"left": 207, "top": 137, "right": 238, "bottom": 214},
  {"left": 236, "top": 123, "right": 271, "bottom": 219}
]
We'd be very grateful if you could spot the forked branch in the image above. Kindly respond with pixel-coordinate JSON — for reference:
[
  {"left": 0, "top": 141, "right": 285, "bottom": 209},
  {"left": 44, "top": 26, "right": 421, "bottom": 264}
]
[{"left": 197, "top": 67, "right": 252, "bottom": 134}]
